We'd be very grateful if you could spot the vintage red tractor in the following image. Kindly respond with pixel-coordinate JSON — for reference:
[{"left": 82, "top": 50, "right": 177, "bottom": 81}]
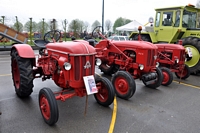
[
  {"left": 92, "top": 26, "right": 163, "bottom": 100},
  {"left": 135, "top": 27, "right": 190, "bottom": 86},
  {"left": 10, "top": 30, "right": 115, "bottom": 126},
  {"left": 155, "top": 42, "right": 190, "bottom": 86}
]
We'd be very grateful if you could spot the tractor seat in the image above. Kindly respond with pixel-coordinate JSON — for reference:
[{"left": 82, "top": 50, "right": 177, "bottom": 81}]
[{"left": 34, "top": 40, "right": 49, "bottom": 48}]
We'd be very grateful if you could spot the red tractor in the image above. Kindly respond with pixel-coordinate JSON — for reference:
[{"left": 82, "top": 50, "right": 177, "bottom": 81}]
[
  {"left": 10, "top": 30, "right": 115, "bottom": 126},
  {"left": 92, "top": 26, "right": 163, "bottom": 100},
  {"left": 155, "top": 42, "right": 190, "bottom": 86},
  {"left": 136, "top": 27, "right": 190, "bottom": 86}
]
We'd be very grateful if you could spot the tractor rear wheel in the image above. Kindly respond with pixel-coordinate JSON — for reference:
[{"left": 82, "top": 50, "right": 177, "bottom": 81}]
[
  {"left": 111, "top": 71, "right": 136, "bottom": 100},
  {"left": 145, "top": 67, "right": 163, "bottom": 89},
  {"left": 160, "top": 67, "right": 173, "bottom": 86},
  {"left": 39, "top": 87, "right": 59, "bottom": 126},
  {"left": 94, "top": 77, "right": 115, "bottom": 107},
  {"left": 11, "top": 49, "right": 34, "bottom": 97},
  {"left": 182, "top": 37, "right": 200, "bottom": 74},
  {"left": 175, "top": 64, "right": 190, "bottom": 80}
]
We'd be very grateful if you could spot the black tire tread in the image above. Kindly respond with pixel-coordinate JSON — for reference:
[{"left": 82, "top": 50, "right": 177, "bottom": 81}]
[
  {"left": 182, "top": 37, "right": 200, "bottom": 73},
  {"left": 160, "top": 67, "right": 173, "bottom": 86},
  {"left": 94, "top": 77, "right": 115, "bottom": 107},
  {"left": 111, "top": 71, "right": 136, "bottom": 100},
  {"left": 39, "top": 87, "right": 59, "bottom": 126},
  {"left": 11, "top": 49, "right": 34, "bottom": 97}
]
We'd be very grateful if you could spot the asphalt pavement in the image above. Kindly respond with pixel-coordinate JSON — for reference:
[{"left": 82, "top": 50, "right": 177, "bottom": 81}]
[{"left": 0, "top": 50, "right": 200, "bottom": 133}]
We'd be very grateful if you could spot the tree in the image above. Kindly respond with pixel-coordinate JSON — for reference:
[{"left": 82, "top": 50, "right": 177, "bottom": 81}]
[
  {"left": 24, "top": 20, "right": 37, "bottom": 32},
  {"left": 12, "top": 16, "right": 23, "bottom": 32},
  {"left": 84, "top": 21, "right": 90, "bottom": 32},
  {"left": 0, "top": 16, "right": 5, "bottom": 24},
  {"left": 68, "top": 19, "right": 82, "bottom": 38},
  {"left": 105, "top": 19, "right": 112, "bottom": 32},
  {"left": 37, "top": 19, "right": 49, "bottom": 38},
  {"left": 49, "top": 19, "right": 58, "bottom": 30},
  {"left": 113, "top": 17, "right": 132, "bottom": 33},
  {"left": 62, "top": 19, "right": 68, "bottom": 41},
  {"left": 91, "top": 20, "right": 101, "bottom": 32}
]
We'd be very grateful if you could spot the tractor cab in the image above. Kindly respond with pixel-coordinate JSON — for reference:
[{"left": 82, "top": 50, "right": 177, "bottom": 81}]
[{"left": 154, "top": 4, "right": 200, "bottom": 43}]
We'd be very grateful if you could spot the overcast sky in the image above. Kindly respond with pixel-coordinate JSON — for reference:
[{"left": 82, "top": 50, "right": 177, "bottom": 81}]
[{"left": 0, "top": 0, "right": 198, "bottom": 26}]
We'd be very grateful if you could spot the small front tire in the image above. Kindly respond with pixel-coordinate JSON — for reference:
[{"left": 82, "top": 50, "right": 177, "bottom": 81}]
[
  {"left": 160, "top": 67, "right": 173, "bottom": 86},
  {"left": 39, "top": 87, "right": 59, "bottom": 126},
  {"left": 94, "top": 77, "right": 115, "bottom": 107},
  {"left": 111, "top": 71, "right": 136, "bottom": 100},
  {"left": 175, "top": 64, "right": 190, "bottom": 79}
]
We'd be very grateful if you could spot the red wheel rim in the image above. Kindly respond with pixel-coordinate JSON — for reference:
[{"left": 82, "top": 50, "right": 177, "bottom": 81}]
[
  {"left": 96, "top": 82, "right": 109, "bottom": 102},
  {"left": 114, "top": 77, "right": 129, "bottom": 95},
  {"left": 176, "top": 68, "right": 187, "bottom": 78},
  {"left": 12, "top": 59, "right": 20, "bottom": 89},
  {"left": 162, "top": 71, "right": 169, "bottom": 84},
  {"left": 40, "top": 94, "right": 50, "bottom": 120}
]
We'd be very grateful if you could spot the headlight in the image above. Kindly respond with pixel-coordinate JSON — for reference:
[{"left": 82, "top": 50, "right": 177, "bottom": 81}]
[
  {"left": 175, "top": 58, "right": 179, "bottom": 63},
  {"left": 63, "top": 62, "right": 71, "bottom": 70},
  {"left": 139, "top": 64, "right": 144, "bottom": 70},
  {"left": 96, "top": 58, "right": 102, "bottom": 66},
  {"left": 156, "top": 62, "right": 159, "bottom": 67}
]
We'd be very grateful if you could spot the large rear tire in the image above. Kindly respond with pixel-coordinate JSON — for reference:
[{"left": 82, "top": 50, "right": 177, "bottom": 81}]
[
  {"left": 11, "top": 49, "right": 34, "bottom": 97},
  {"left": 111, "top": 71, "right": 136, "bottom": 100},
  {"left": 94, "top": 77, "right": 115, "bottom": 107},
  {"left": 39, "top": 87, "right": 59, "bottom": 126},
  {"left": 182, "top": 37, "right": 200, "bottom": 74}
]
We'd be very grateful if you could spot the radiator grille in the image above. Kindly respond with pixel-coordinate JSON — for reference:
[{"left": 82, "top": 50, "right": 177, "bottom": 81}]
[
  {"left": 147, "top": 50, "right": 155, "bottom": 66},
  {"left": 180, "top": 50, "right": 185, "bottom": 62},
  {"left": 74, "top": 55, "right": 95, "bottom": 81}
]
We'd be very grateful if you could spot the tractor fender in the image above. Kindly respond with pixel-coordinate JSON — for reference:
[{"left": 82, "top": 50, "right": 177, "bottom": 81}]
[{"left": 11, "top": 44, "right": 35, "bottom": 58}]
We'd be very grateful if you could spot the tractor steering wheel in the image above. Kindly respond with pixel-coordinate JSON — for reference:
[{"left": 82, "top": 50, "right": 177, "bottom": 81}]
[
  {"left": 44, "top": 30, "right": 61, "bottom": 43},
  {"left": 92, "top": 26, "right": 106, "bottom": 40}
]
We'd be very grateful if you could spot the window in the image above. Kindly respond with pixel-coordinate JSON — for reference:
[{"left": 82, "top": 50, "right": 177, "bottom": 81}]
[
  {"left": 182, "top": 9, "right": 197, "bottom": 28},
  {"left": 155, "top": 12, "right": 161, "bottom": 27},
  {"left": 174, "top": 10, "right": 181, "bottom": 27},
  {"left": 162, "top": 12, "right": 173, "bottom": 26}
]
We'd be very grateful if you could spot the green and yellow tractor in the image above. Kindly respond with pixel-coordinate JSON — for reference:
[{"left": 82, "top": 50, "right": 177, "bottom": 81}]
[{"left": 129, "top": 4, "right": 200, "bottom": 74}]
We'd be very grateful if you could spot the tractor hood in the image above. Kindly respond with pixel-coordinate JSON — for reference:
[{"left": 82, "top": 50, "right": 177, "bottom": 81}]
[
  {"left": 155, "top": 44, "right": 185, "bottom": 50},
  {"left": 46, "top": 41, "right": 96, "bottom": 55},
  {"left": 112, "top": 40, "right": 158, "bottom": 50}
]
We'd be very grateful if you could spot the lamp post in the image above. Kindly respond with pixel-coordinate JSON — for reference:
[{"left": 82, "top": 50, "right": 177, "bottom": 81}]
[{"left": 102, "top": 0, "right": 104, "bottom": 35}]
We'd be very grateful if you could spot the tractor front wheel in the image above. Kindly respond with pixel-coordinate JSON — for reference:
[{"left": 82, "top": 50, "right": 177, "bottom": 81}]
[
  {"left": 145, "top": 67, "right": 163, "bottom": 89},
  {"left": 94, "top": 77, "right": 115, "bottom": 107},
  {"left": 11, "top": 49, "right": 34, "bottom": 97},
  {"left": 160, "top": 67, "right": 173, "bottom": 86},
  {"left": 39, "top": 87, "right": 59, "bottom": 126},
  {"left": 111, "top": 71, "right": 136, "bottom": 100},
  {"left": 175, "top": 64, "right": 190, "bottom": 80}
]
